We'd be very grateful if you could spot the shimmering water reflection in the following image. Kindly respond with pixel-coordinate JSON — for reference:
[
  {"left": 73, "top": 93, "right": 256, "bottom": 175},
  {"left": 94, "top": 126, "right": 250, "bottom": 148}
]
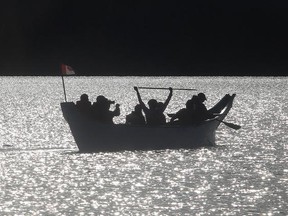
[
  {"left": 1, "top": 147, "right": 286, "bottom": 215},
  {"left": 0, "top": 76, "right": 287, "bottom": 215}
]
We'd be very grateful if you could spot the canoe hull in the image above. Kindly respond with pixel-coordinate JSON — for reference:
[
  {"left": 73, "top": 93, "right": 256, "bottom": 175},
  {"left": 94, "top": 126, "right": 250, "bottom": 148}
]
[{"left": 61, "top": 94, "right": 235, "bottom": 152}]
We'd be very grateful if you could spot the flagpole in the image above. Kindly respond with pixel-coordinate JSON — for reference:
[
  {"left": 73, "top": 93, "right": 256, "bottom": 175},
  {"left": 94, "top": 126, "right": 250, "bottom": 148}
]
[
  {"left": 60, "top": 63, "right": 76, "bottom": 102},
  {"left": 61, "top": 75, "right": 67, "bottom": 102}
]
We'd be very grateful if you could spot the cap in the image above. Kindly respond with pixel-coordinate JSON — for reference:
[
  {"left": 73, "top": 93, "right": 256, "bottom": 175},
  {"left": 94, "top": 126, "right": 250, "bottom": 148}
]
[
  {"left": 96, "top": 95, "right": 115, "bottom": 104},
  {"left": 197, "top": 93, "right": 207, "bottom": 101}
]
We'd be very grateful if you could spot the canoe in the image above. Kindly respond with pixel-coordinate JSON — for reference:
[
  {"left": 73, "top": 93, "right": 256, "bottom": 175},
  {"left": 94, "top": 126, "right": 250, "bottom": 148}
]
[{"left": 61, "top": 94, "right": 236, "bottom": 152}]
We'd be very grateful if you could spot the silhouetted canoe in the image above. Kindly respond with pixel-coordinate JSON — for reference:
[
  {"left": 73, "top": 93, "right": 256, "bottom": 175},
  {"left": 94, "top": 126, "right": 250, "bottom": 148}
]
[{"left": 61, "top": 94, "right": 236, "bottom": 152}]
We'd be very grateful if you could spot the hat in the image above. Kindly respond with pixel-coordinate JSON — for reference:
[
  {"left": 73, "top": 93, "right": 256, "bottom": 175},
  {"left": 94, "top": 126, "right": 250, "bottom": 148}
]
[
  {"left": 197, "top": 93, "right": 207, "bottom": 101},
  {"left": 96, "top": 95, "right": 115, "bottom": 104}
]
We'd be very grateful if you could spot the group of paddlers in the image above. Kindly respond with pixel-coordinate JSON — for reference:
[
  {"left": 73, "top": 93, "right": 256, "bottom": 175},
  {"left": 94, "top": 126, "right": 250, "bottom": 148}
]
[{"left": 76, "top": 87, "right": 216, "bottom": 126}]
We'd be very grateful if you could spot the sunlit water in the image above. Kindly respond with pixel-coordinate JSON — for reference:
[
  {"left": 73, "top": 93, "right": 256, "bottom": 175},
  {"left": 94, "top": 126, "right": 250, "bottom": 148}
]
[{"left": 0, "top": 76, "right": 287, "bottom": 215}]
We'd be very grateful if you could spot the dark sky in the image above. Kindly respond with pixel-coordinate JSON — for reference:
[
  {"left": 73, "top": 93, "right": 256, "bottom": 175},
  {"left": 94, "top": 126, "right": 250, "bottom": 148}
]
[{"left": 1, "top": 0, "right": 288, "bottom": 76}]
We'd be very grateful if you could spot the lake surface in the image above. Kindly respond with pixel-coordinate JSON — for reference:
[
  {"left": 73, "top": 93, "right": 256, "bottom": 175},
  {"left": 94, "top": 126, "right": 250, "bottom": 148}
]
[{"left": 0, "top": 76, "right": 287, "bottom": 215}]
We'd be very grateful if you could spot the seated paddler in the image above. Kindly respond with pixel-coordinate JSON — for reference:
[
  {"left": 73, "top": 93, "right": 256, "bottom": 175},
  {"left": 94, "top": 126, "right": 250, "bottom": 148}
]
[
  {"left": 169, "top": 93, "right": 215, "bottom": 125},
  {"left": 92, "top": 95, "right": 120, "bottom": 124},
  {"left": 134, "top": 86, "right": 173, "bottom": 126},
  {"left": 169, "top": 99, "right": 195, "bottom": 125},
  {"left": 125, "top": 104, "right": 146, "bottom": 125},
  {"left": 76, "top": 94, "right": 92, "bottom": 115},
  {"left": 193, "top": 93, "right": 215, "bottom": 122}
]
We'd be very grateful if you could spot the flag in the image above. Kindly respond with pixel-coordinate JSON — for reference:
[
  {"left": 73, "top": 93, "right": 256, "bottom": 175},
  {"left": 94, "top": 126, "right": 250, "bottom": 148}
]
[{"left": 61, "top": 64, "right": 76, "bottom": 75}]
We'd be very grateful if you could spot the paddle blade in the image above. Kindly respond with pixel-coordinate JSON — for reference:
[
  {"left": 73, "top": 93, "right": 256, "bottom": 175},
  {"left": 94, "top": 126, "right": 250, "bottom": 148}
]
[{"left": 223, "top": 121, "right": 241, "bottom": 130}]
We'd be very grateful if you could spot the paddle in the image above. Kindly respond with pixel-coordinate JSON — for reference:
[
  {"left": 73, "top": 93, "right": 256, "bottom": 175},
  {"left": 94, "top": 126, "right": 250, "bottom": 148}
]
[
  {"left": 216, "top": 119, "right": 241, "bottom": 130},
  {"left": 168, "top": 113, "right": 241, "bottom": 130},
  {"left": 138, "top": 87, "right": 197, "bottom": 91}
]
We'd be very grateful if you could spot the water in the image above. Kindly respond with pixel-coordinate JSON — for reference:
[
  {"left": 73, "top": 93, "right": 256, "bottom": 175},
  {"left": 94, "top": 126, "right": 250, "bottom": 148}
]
[{"left": 0, "top": 76, "right": 287, "bottom": 215}]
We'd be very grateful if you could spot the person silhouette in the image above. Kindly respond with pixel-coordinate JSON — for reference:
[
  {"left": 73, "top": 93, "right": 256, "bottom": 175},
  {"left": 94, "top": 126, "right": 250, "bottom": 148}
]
[
  {"left": 76, "top": 94, "right": 92, "bottom": 115},
  {"left": 169, "top": 98, "right": 195, "bottom": 125},
  {"left": 91, "top": 95, "right": 120, "bottom": 124},
  {"left": 125, "top": 104, "right": 146, "bottom": 125},
  {"left": 170, "top": 93, "right": 215, "bottom": 125},
  {"left": 193, "top": 93, "right": 214, "bottom": 121},
  {"left": 134, "top": 87, "right": 173, "bottom": 126}
]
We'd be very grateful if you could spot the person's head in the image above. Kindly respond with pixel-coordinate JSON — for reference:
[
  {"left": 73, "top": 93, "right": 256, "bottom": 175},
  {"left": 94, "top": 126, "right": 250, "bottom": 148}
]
[
  {"left": 96, "top": 95, "right": 114, "bottom": 103},
  {"left": 148, "top": 99, "right": 158, "bottom": 110},
  {"left": 197, "top": 93, "right": 207, "bottom": 103},
  {"left": 96, "top": 95, "right": 105, "bottom": 103},
  {"left": 134, "top": 104, "right": 142, "bottom": 113},
  {"left": 80, "top": 94, "right": 89, "bottom": 102},
  {"left": 96, "top": 95, "right": 114, "bottom": 109}
]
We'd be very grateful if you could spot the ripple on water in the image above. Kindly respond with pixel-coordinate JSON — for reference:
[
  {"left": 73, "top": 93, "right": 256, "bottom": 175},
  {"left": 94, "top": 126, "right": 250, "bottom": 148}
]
[{"left": 0, "top": 76, "right": 287, "bottom": 215}]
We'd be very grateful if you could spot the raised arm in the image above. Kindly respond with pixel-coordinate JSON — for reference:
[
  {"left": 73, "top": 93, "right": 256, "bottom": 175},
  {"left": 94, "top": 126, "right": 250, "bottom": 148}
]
[
  {"left": 134, "top": 87, "right": 148, "bottom": 112},
  {"left": 162, "top": 87, "right": 173, "bottom": 111}
]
